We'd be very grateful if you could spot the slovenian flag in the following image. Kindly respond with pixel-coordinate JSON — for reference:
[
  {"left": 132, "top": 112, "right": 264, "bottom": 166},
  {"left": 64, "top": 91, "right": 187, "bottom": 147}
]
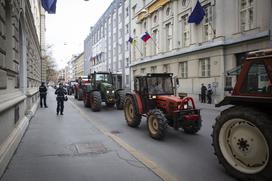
[
  {"left": 188, "top": 0, "right": 205, "bottom": 24},
  {"left": 141, "top": 32, "right": 151, "bottom": 42},
  {"left": 41, "top": 0, "right": 57, "bottom": 14}
]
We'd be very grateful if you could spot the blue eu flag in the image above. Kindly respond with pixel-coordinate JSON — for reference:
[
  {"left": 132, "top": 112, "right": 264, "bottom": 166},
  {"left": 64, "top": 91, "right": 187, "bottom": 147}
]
[
  {"left": 41, "top": 0, "right": 57, "bottom": 14},
  {"left": 188, "top": 0, "right": 205, "bottom": 24}
]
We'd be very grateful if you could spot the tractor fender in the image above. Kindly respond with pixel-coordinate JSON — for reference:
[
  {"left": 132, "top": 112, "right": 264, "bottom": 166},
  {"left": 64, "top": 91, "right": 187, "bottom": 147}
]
[{"left": 125, "top": 92, "right": 143, "bottom": 114}]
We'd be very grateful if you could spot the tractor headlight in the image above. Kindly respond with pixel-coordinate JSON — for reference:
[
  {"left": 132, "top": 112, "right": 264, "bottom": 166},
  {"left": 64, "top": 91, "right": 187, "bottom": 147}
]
[
  {"left": 112, "top": 90, "right": 115, "bottom": 93},
  {"left": 183, "top": 103, "right": 188, "bottom": 109},
  {"left": 106, "top": 90, "right": 110, "bottom": 94}
]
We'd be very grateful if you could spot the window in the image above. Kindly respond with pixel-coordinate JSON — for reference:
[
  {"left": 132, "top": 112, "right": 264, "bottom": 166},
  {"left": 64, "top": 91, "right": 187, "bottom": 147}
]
[
  {"left": 153, "top": 15, "right": 157, "bottom": 23},
  {"left": 126, "top": 75, "right": 129, "bottom": 85},
  {"left": 241, "top": 63, "right": 271, "bottom": 94},
  {"left": 179, "top": 62, "right": 188, "bottom": 78},
  {"left": 132, "top": 5, "right": 136, "bottom": 17},
  {"left": 240, "top": 0, "right": 254, "bottom": 31},
  {"left": 166, "top": 7, "right": 171, "bottom": 16},
  {"left": 199, "top": 58, "right": 210, "bottom": 77},
  {"left": 182, "top": 15, "right": 190, "bottom": 47},
  {"left": 151, "top": 66, "right": 157, "bottom": 73},
  {"left": 182, "top": 0, "right": 189, "bottom": 7},
  {"left": 152, "top": 29, "right": 159, "bottom": 55},
  {"left": 165, "top": 23, "right": 172, "bottom": 51},
  {"left": 141, "top": 68, "right": 146, "bottom": 74},
  {"left": 142, "top": 0, "right": 146, "bottom": 6},
  {"left": 163, "top": 64, "right": 170, "bottom": 73},
  {"left": 125, "top": 24, "right": 129, "bottom": 34},
  {"left": 203, "top": 4, "right": 214, "bottom": 41},
  {"left": 126, "top": 7, "right": 129, "bottom": 17},
  {"left": 126, "top": 58, "right": 129, "bottom": 67}
]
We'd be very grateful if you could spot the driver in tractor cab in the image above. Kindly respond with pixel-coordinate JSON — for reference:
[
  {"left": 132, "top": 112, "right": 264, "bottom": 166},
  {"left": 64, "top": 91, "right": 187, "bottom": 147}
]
[{"left": 150, "top": 79, "right": 163, "bottom": 94}]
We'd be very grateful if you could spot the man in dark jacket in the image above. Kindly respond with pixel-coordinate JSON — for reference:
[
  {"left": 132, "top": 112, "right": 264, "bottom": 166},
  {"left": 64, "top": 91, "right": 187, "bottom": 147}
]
[
  {"left": 39, "top": 82, "right": 48, "bottom": 108},
  {"left": 207, "top": 84, "right": 213, "bottom": 104},
  {"left": 55, "top": 83, "right": 67, "bottom": 115},
  {"left": 201, "top": 83, "right": 207, "bottom": 103}
]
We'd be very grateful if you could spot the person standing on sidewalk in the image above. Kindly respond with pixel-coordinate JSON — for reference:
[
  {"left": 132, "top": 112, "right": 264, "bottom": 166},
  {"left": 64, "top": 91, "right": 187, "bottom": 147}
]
[
  {"left": 207, "top": 84, "right": 213, "bottom": 104},
  {"left": 201, "top": 83, "right": 207, "bottom": 103},
  {"left": 39, "top": 82, "right": 48, "bottom": 108},
  {"left": 55, "top": 83, "right": 67, "bottom": 115}
]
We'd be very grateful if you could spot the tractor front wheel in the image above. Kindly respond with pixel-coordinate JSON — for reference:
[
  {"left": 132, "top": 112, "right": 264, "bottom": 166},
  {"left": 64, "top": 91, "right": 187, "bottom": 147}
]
[
  {"left": 147, "top": 109, "right": 167, "bottom": 140},
  {"left": 90, "top": 91, "right": 102, "bottom": 112},
  {"left": 124, "top": 96, "right": 141, "bottom": 127},
  {"left": 212, "top": 106, "right": 272, "bottom": 180},
  {"left": 116, "top": 90, "right": 125, "bottom": 110},
  {"left": 83, "top": 93, "right": 90, "bottom": 107}
]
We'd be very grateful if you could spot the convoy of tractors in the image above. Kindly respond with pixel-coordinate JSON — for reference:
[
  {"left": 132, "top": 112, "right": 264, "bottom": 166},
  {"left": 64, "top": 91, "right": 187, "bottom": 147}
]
[{"left": 69, "top": 49, "right": 272, "bottom": 181}]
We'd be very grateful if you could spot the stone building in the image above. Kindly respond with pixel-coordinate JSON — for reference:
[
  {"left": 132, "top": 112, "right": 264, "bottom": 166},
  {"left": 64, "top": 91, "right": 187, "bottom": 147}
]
[
  {"left": 130, "top": 0, "right": 271, "bottom": 103},
  {"left": 0, "top": 0, "right": 44, "bottom": 176},
  {"left": 84, "top": 0, "right": 131, "bottom": 88},
  {"left": 74, "top": 52, "right": 84, "bottom": 79}
]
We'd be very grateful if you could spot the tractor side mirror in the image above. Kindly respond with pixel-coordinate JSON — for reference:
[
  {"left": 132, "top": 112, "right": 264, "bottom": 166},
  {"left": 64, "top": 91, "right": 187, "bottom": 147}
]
[
  {"left": 88, "top": 75, "right": 90, "bottom": 79},
  {"left": 176, "top": 78, "right": 179, "bottom": 85}
]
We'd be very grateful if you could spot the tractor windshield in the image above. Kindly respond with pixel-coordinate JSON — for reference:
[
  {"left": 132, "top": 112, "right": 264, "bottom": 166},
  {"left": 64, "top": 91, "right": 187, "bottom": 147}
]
[
  {"left": 147, "top": 76, "right": 173, "bottom": 95},
  {"left": 95, "top": 73, "right": 112, "bottom": 84}
]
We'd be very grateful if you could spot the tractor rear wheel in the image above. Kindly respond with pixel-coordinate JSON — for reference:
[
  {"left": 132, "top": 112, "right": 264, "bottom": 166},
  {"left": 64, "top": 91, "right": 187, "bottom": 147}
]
[
  {"left": 124, "top": 96, "right": 141, "bottom": 127},
  {"left": 212, "top": 106, "right": 272, "bottom": 181},
  {"left": 116, "top": 90, "right": 125, "bottom": 110},
  {"left": 90, "top": 91, "right": 102, "bottom": 112},
  {"left": 147, "top": 109, "right": 167, "bottom": 140}
]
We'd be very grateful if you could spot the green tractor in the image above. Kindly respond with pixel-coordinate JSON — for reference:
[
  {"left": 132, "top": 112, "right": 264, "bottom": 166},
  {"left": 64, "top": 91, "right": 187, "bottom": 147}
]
[{"left": 82, "top": 71, "right": 125, "bottom": 111}]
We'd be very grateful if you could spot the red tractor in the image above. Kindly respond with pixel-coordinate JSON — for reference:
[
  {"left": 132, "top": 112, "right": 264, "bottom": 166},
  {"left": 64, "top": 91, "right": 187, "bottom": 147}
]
[
  {"left": 124, "top": 73, "right": 202, "bottom": 140},
  {"left": 73, "top": 76, "right": 90, "bottom": 100},
  {"left": 212, "top": 49, "right": 272, "bottom": 180}
]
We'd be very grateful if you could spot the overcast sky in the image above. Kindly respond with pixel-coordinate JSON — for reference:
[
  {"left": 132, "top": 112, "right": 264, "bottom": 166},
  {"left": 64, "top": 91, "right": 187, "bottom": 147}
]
[{"left": 45, "top": 0, "right": 113, "bottom": 69}]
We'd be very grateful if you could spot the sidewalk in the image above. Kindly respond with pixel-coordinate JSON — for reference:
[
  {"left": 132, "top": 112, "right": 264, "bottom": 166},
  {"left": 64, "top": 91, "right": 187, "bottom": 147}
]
[{"left": 0, "top": 88, "right": 161, "bottom": 181}]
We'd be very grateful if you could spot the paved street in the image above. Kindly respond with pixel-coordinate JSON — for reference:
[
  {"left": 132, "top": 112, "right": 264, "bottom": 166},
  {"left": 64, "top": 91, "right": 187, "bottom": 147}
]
[{"left": 1, "top": 88, "right": 235, "bottom": 181}]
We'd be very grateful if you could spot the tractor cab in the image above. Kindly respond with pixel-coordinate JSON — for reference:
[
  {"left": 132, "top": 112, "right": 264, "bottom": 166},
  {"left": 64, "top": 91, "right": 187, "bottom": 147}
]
[{"left": 134, "top": 73, "right": 174, "bottom": 96}]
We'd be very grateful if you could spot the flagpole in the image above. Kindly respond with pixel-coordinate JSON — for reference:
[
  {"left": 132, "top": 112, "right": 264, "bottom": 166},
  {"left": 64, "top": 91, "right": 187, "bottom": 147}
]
[
  {"left": 134, "top": 44, "right": 143, "bottom": 57},
  {"left": 208, "top": 21, "right": 216, "bottom": 38}
]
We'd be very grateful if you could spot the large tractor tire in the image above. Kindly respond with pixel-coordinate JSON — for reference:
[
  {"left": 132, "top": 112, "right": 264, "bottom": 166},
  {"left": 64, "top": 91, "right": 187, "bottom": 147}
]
[
  {"left": 83, "top": 93, "right": 90, "bottom": 107},
  {"left": 124, "top": 96, "right": 141, "bottom": 127},
  {"left": 212, "top": 106, "right": 272, "bottom": 181},
  {"left": 116, "top": 90, "right": 125, "bottom": 110},
  {"left": 147, "top": 109, "right": 168, "bottom": 140},
  {"left": 90, "top": 91, "right": 102, "bottom": 112}
]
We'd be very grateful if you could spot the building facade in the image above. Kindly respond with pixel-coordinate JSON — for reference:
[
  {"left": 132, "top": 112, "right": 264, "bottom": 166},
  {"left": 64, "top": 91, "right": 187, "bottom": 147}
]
[
  {"left": 130, "top": 0, "right": 271, "bottom": 103},
  {"left": 84, "top": 0, "right": 131, "bottom": 88},
  {"left": 0, "top": 0, "right": 44, "bottom": 176},
  {"left": 74, "top": 52, "right": 84, "bottom": 79}
]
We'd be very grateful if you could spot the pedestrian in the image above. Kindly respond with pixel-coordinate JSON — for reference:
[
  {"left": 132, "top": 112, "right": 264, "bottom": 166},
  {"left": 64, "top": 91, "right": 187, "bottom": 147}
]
[
  {"left": 39, "top": 82, "right": 48, "bottom": 108},
  {"left": 207, "top": 84, "right": 213, "bottom": 104},
  {"left": 201, "top": 83, "right": 207, "bottom": 103},
  {"left": 55, "top": 83, "right": 67, "bottom": 115}
]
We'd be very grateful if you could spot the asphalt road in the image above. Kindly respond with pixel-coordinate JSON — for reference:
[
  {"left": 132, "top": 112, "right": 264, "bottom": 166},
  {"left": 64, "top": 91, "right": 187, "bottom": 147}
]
[{"left": 70, "top": 96, "right": 236, "bottom": 181}]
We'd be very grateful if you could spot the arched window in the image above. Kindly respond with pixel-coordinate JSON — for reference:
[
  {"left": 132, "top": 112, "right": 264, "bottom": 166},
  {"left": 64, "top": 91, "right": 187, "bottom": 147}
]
[{"left": 166, "top": 7, "right": 171, "bottom": 16}]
